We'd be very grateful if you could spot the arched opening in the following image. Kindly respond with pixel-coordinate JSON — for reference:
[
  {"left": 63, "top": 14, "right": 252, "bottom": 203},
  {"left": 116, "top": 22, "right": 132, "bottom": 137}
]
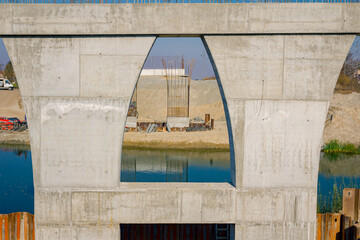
[
  {"left": 121, "top": 37, "right": 233, "bottom": 184},
  {"left": 0, "top": 38, "right": 33, "bottom": 214},
  {"left": 317, "top": 35, "right": 360, "bottom": 222}
]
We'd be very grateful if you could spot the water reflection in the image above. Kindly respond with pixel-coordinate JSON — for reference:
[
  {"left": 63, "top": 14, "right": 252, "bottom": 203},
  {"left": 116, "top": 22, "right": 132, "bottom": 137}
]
[
  {"left": 319, "top": 152, "right": 360, "bottom": 177},
  {"left": 0, "top": 145, "right": 33, "bottom": 214},
  {"left": 318, "top": 152, "right": 360, "bottom": 213},
  {"left": 121, "top": 148, "right": 230, "bottom": 183},
  {"left": 0, "top": 145, "right": 30, "bottom": 160},
  {"left": 2, "top": 144, "right": 360, "bottom": 214}
]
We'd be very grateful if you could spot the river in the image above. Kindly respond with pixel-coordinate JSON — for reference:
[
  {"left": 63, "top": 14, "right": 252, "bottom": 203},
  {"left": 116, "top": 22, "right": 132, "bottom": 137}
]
[{"left": 1, "top": 145, "right": 359, "bottom": 214}]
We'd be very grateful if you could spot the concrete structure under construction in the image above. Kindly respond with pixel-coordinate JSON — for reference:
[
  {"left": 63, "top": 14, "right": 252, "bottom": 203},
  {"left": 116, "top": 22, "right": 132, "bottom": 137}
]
[{"left": 1, "top": 3, "right": 360, "bottom": 240}]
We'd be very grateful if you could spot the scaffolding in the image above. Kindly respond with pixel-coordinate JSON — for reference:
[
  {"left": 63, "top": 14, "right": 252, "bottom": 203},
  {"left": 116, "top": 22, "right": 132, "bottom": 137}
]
[{"left": 161, "top": 57, "right": 195, "bottom": 118}]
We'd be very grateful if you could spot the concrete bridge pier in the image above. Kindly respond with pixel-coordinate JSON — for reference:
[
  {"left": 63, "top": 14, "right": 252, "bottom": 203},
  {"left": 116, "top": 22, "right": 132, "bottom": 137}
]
[
  {"left": 203, "top": 35, "right": 355, "bottom": 239},
  {"left": 3, "top": 33, "right": 356, "bottom": 240},
  {"left": 3, "top": 36, "right": 156, "bottom": 239}
]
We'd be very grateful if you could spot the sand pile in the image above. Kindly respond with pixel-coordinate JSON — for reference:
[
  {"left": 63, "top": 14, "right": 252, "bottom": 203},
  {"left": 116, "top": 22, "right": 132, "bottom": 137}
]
[
  {"left": 0, "top": 89, "right": 25, "bottom": 120},
  {"left": 323, "top": 92, "right": 360, "bottom": 145}
]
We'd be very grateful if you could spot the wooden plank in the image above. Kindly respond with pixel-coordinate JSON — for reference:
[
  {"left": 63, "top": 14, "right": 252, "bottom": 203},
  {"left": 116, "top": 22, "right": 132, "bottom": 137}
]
[
  {"left": 317, "top": 213, "right": 326, "bottom": 240},
  {"left": 16, "top": 213, "right": 20, "bottom": 240},
  {"left": 23, "top": 213, "right": 28, "bottom": 240},
  {"left": 325, "top": 213, "right": 341, "bottom": 240},
  {"left": 0, "top": 215, "right": 3, "bottom": 240},
  {"left": 4, "top": 215, "right": 8, "bottom": 240},
  {"left": 343, "top": 188, "right": 359, "bottom": 222}
]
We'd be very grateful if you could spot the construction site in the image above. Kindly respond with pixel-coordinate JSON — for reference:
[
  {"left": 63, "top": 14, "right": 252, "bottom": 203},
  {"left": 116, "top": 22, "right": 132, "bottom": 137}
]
[{"left": 125, "top": 56, "right": 222, "bottom": 134}]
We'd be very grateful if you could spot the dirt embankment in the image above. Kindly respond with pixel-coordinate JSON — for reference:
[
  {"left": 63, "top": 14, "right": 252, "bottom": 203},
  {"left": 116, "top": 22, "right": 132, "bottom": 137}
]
[{"left": 323, "top": 92, "right": 360, "bottom": 146}]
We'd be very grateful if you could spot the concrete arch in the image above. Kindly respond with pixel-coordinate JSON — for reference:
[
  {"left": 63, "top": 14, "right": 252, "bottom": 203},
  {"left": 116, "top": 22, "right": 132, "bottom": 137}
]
[
  {"left": 1, "top": 33, "right": 357, "bottom": 239},
  {"left": 3, "top": 36, "right": 157, "bottom": 188}
]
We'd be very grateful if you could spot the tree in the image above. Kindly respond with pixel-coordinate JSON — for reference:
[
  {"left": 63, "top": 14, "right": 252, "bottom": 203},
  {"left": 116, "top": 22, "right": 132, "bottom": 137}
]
[{"left": 4, "top": 61, "right": 17, "bottom": 84}]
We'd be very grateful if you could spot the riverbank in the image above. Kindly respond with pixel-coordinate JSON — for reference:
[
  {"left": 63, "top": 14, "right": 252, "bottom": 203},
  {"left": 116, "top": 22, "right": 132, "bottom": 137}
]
[
  {"left": 0, "top": 122, "right": 229, "bottom": 150},
  {"left": 0, "top": 130, "right": 29, "bottom": 145}
]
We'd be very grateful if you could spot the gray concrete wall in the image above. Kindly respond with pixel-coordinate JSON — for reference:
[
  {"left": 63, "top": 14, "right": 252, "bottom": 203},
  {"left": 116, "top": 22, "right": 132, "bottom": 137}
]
[
  {"left": 1, "top": 6, "right": 358, "bottom": 239},
  {"left": 3, "top": 36, "right": 156, "bottom": 239},
  {"left": 203, "top": 34, "right": 355, "bottom": 238},
  {"left": 1, "top": 4, "right": 360, "bottom": 35}
]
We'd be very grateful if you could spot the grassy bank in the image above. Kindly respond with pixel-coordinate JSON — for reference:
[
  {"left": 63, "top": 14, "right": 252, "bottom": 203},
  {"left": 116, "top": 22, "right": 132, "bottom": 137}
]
[{"left": 323, "top": 140, "right": 360, "bottom": 154}]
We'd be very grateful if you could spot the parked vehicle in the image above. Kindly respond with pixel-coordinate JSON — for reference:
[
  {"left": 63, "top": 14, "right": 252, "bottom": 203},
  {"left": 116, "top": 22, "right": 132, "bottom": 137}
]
[{"left": 0, "top": 78, "right": 14, "bottom": 90}]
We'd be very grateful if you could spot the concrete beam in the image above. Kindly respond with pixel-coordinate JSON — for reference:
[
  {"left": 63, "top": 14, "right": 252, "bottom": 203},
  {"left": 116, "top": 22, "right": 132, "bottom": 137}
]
[{"left": 1, "top": 4, "right": 360, "bottom": 36}]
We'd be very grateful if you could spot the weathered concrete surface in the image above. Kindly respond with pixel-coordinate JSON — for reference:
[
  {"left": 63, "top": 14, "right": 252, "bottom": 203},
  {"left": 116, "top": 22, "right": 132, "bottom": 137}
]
[
  {"left": 203, "top": 34, "right": 355, "bottom": 239},
  {"left": 2, "top": 11, "right": 357, "bottom": 238},
  {"left": 4, "top": 37, "right": 156, "bottom": 190},
  {"left": 1, "top": 4, "right": 360, "bottom": 35}
]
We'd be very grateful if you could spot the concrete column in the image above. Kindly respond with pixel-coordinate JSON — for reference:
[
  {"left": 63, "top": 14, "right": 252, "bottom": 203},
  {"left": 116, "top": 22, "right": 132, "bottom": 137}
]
[
  {"left": 3, "top": 36, "right": 156, "bottom": 239},
  {"left": 203, "top": 35, "right": 355, "bottom": 239}
]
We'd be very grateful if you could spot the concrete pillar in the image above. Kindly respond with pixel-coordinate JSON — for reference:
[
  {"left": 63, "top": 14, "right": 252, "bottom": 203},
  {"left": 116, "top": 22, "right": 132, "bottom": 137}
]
[
  {"left": 3, "top": 36, "right": 156, "bottom": 239},
  {"left": 203, "top": 35, "right": 355, "bottom": 239}
]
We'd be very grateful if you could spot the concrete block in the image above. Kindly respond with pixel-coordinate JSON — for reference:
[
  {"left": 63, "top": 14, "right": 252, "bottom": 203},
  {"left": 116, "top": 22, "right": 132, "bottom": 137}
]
[
  {"left": 39, "top": 97, "right": 127, "bottom": 188},
  {"left": 3, "top": 38, "right": 80, "bottom": 97},
  {"left": 284, "top": 35, "right": 355, "bottom": 60},
  {"left": 79, "top": 37, "right": 155, "bottom": 98},
  {"left": 71, "top": 192, "right": 99, "bottom": 222},
  {"left": 248, "top": 4, "right": 343, "bottom": 33},
  {"left": 204, "top": 36, "right": 284, "bottom": 100},
  {"left": 236, "top": 190, "right": 285, "bottom": 224},
  {"left": 103, "top": 191, "right": 144, "bottom": 223},
  {"left": 200, "top": 189, "right": 235, "bottom": 223},
  {"left": 283, "top": 59, "right": 345, "bottom": 101},
  {"left": 282, "top": 35, "right": 354, "bottom": 101},
  {"left": 35, "top": 190, "right": 71, "bottom": 224},
  {"left": 180, "top": 191, "right": 202, "bottom": 222},
  {"left": 36, "top": 224, "right": 119, "bottom": 240},
  {"left": 11, "top": 5, "right": 112, "bottom": 35},
  {"left": 182, "top": 4, "right": 230, "bottom": 34},
  {"left": 142, "top": 189, "right": 182, "bottom": 222},
  {"left": 343, "top": 5, "right": 360, "bottom": 32},
  {"left": 0, "top": 6, "right": 12, "bottom": 34},
  {"left": 77, "top": 225, "right": 119, "bottom": 240},
  {"left": 235, "top": 222, "right": 315, "bottom": 240},
  {"left": 36, "top": 225, "right": 77, "bottom": 240},
  {"left": 167, "top": 117, "right": 189, "bottom": 128},
  {"left": 241, "top": 100, "right": 327, "bottom": 188},
  {"left": 79, "top": 37, "right": 155, "bottom": 56}
]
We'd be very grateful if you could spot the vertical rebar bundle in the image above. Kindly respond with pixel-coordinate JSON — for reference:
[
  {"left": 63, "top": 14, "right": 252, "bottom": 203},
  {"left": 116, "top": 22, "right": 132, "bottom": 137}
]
[{"left": 162, "top": 57, "right": 195, "bottom": 118}]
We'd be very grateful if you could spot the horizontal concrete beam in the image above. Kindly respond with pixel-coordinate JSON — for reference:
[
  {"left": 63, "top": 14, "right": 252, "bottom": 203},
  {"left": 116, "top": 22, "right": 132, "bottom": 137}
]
[
  {"left": 35, "top": 183, "right": 315, "bottom": 226},
  {"left": 0, "top": 4, "right": 360, "bottom": 35}
]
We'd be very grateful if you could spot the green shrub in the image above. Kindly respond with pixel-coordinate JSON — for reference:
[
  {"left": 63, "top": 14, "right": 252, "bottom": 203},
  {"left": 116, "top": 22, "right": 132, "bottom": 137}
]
[{"left": 323, "top": 140, "right": 360, "bottom": 154}]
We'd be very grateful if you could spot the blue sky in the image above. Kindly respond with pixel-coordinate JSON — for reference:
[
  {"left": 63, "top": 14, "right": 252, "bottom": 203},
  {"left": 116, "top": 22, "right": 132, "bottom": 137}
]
[
  {"left": 0, "top": 39, "right": 9, "bottom": 71},
  {"left": 0, "top": 37, "right": 214, "bottom": 79}
]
